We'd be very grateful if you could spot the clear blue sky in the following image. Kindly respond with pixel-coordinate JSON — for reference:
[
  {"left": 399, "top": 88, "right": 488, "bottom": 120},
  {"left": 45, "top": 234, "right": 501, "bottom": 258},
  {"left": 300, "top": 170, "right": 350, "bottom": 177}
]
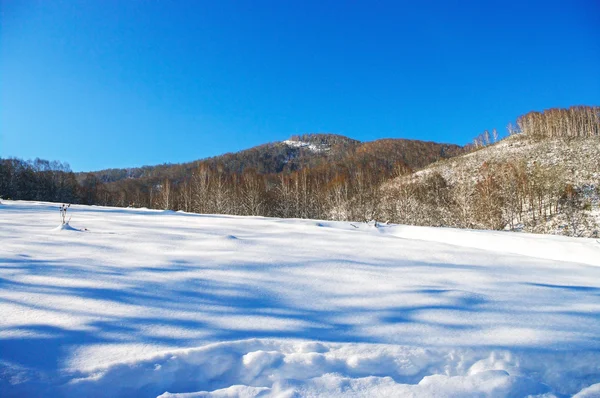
[{"left": 1, "top": 0, "right": 599, "bottom": 171}]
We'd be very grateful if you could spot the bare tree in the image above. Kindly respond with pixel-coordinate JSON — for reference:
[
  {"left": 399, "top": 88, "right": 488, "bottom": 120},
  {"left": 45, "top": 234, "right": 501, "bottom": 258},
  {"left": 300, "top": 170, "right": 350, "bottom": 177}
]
[
  {"left": 191, "top": 165, "right": 210, "bottom": 213},
  {"left": 59, "top": 203, "right": 71, "bottom": 225},
  {"left": 211, "top": 169, "right": 231, "bottom": 214},
  {"left": 559, "top": 185, "right": 592, "bottom": 237},
  {"left": 240, "top": 169, "right": 265, "bottom": 216},
  {"left": 179, "top": 179, "right": 192, "bottom": 212},
  {"left": 158, "top": 179, "right": 171, "bottom": 210}
]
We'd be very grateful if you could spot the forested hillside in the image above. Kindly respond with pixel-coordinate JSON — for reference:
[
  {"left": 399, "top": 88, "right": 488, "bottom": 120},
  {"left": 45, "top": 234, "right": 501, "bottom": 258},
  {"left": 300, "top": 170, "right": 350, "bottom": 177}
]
[
  {"left": 81, "top": 134, "right": 461, "bottom": 183},
  {"left": 1, "top": 106, "right": 598, "bottom": 237},
  {"left": 1, "top": 134, "right": 462, "bottom": 220},
  {"left": 79, "top": 134, "right": 360, "bottom": 183},
  {"left": 378, "top": 106, "right": 600, "bottom": 237}
]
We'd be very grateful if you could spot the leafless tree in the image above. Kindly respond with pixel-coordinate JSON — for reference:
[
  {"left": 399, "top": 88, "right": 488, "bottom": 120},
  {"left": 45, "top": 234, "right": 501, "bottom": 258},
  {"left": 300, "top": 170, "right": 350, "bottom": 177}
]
[{"left": 158, "top": 179, "right": 171, "bottom": 210}]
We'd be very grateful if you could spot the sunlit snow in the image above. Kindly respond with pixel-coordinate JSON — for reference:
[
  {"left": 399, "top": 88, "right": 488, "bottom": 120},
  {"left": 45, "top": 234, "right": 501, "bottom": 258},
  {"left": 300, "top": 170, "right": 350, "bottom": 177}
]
[
  {"left": 1, "top": 201, "right": 599, "bottom": 397},
  {"left": 282, "top": 140, "right": 329, "bottom": 153}
]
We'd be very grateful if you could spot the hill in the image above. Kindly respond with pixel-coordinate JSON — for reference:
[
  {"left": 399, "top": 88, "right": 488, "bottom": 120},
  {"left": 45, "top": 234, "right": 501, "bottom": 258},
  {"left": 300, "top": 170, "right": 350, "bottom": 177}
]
[
  {"left": 82, "top": 133, "right": 463, "bottom": 183},
  {"left": 377, "top": 125, "right": 600, "bottom": 237},
  {"left": 70, "top": 133, "right": 464, "bottom": 219}
]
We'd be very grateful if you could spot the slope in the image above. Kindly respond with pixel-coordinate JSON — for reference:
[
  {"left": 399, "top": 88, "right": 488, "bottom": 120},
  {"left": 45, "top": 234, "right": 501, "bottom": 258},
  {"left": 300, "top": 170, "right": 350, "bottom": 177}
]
[
  {"left": 379, "top": 133, "right": 600, "bottom": 236},
  {"left": 1, "top": 201, "right": 600, "bottom": 397}
]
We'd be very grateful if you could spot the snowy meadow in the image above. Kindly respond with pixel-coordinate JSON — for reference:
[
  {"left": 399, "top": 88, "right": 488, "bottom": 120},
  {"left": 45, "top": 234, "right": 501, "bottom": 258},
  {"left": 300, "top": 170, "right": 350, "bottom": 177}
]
[{"left": 1, "top": 201, "right": 600, "bottom": 397}]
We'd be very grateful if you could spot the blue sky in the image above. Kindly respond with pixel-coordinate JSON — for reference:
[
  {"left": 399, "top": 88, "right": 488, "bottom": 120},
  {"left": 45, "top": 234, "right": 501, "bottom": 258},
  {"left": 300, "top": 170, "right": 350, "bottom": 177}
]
[{"left": 1, "top": 0, "right": 599, "bottom": 171}]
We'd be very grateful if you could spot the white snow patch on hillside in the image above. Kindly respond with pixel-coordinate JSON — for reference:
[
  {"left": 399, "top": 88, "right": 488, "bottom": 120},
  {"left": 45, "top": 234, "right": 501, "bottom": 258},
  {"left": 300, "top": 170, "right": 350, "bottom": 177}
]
[
  {"left": 282, "top": 140, "right": 329, "bottom": 153},
  {"left": 1, "top": 201, "right": 600, "bottom": 397},
  {"left": 408, "top": 135, "right": 600, "bottom": 186}
]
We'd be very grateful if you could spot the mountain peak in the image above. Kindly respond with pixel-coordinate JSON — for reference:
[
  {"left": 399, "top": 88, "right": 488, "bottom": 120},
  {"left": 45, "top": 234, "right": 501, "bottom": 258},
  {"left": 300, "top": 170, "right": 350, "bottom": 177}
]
[{"left": 287, "top": 133, "right": 361, "bottom": 147}]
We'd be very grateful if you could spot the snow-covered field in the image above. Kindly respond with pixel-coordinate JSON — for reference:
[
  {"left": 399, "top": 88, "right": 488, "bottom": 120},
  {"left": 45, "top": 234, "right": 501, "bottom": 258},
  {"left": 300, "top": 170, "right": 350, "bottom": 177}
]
[{"left": 1, "top": 201, "right": 600, "bottom": 397}]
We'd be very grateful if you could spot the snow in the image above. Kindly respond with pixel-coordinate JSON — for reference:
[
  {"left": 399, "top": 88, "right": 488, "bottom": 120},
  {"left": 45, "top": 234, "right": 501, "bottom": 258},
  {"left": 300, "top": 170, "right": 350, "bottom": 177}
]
[
  {"left": 51, "top": 223, "right": 83, "bottom": 232},
  {"left": 378, "top": 223, "right": 600, "bottom": 266},
  {"left": 385, "top": 136, "right": 600, "bottom": 238},
  {"left": 1, "top": 200, "right": 600, "bottom": 397},
  {"left": 282, "top": 140, "right": 329, "bottom": 153}
]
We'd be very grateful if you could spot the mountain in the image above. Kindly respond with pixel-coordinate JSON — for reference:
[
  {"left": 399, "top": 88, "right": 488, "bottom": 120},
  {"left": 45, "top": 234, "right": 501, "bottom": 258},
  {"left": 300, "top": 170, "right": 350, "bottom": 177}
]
[{"left": 81, "top": 133, "right": 464, "bottom": 183}]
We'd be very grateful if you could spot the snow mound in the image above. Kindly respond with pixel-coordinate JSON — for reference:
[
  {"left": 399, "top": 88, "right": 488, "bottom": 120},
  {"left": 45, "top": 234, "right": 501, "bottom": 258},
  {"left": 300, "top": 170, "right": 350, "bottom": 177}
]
[
  {"left": 51, "top": 223, "right": 82, "bottom": 232},
  {"left": 61, "top": 339, "right": 595, "bottom": 397},
  {"left": 378, "top": 224, "right": 600, "bottom": 267}
]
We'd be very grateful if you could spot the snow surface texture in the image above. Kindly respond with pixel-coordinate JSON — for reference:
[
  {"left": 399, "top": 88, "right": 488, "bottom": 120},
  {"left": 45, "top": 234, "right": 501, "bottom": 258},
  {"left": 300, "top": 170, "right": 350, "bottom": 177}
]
[{"left": 1, "top": 201, "right": 600, "bottom": 397}]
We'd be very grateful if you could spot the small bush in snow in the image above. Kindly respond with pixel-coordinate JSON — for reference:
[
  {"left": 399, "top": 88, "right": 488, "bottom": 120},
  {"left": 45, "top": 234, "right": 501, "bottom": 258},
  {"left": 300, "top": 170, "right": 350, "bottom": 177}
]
[{"left": 60, "top": 204, "right": 71, "bottom": 225}]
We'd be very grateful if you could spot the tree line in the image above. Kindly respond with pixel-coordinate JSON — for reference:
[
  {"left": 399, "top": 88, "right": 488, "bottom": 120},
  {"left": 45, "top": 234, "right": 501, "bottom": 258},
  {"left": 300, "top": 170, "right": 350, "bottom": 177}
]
[
  {"left": 0, "top": 158, "right": 79, "bottom": 203},
  {"left": 0, "top": 153, "right": 403, "bottom": 222},
  {"left": 516, "top": 106, "right": 599, "bottom": 139}
]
